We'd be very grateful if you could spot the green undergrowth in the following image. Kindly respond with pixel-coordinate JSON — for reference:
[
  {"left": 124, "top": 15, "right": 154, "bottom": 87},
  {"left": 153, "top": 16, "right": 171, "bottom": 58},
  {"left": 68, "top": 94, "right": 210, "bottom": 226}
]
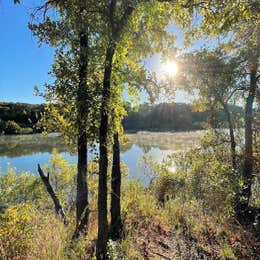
[{"left": 0, "top": 138, "right": 259, "bottom": 259}]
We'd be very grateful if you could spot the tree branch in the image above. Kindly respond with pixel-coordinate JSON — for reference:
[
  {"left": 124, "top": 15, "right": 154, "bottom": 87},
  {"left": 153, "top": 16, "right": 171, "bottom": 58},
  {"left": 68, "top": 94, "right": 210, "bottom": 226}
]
[{"left": 38, "top": 164, "right": 67, "bottom": 224}]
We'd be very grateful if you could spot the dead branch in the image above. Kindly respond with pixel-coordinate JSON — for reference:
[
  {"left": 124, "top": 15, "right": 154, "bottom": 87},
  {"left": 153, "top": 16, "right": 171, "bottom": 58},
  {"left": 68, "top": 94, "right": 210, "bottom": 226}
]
[{"left": 37, "top": 164, "right": 67, "bottom": 224}]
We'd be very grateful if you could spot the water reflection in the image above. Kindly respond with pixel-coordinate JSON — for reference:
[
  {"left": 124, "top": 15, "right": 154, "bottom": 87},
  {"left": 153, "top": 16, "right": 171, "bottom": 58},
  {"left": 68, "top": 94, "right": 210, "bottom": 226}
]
[
  {"left": 0, "top": 131, "right": 202, "bottom": 181},
  {"left": 0, "top": 133, "right": 68, "bottom": 158}
]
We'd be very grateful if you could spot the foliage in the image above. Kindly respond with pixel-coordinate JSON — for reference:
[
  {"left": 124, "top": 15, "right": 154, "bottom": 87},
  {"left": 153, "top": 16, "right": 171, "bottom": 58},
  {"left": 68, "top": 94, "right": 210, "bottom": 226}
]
[
  {"left": 178, "top": 48, "right": 243, "bottom": 113},
  {"left": 0, "top": 102, "right": 43, "bottom": 129},
  {"left": 178, "top": 0, "right": 259, "bottom": 187},
  {"left": 124, "top": 102, "right": 207, "bottom": 131},
  {"left": 0, "top": 119, "right": 33, "bottom": 135},
  {"left": 124, "top": 102, "right": 244, "bottom": 132},
  {"left": 4, "top": 0, "right": 260, "bottom": 258},
  {"left": 0, "top": 169, "right": 44, "bottom": 207},
  {"left": 0, "top": 146, "right": 258, "bottom": 258},
  {"left": 0, "top": 152, "right": 96, "bottom": 259},
  {"left": 120, "top": 235, "right": 140, "bottom": 259},
  {"left": 107, "top": 239, "right": 119, "bottom": 260},
  {"left": 183, "top": 1, "right": 259, "bottom": 44},
  {"left": 146, "top": 131, "right": 239, "bottom": 217},
  {"left": 0, "top": 101, "right": 212, "bottom": 134},
  {"left": 0, "top": 204, "right": 66, "bottom": 259},
  {"left": 152, "top": 171, "right": 186, "bottom": 203},
  {"left": 0, "top": 100, "right": 245, "bottom": 135},
  {"left": 121, "top": 180, "right": 159, "bottom": 223},
  {"left": 4, "top": 120, "right": 22, "bottom": 135},
  {"left": 27, "top": 0, "right": 193, "bottom": 144},
  {"left": 44, "top": 149, "right": 77, "bottom": 209}
]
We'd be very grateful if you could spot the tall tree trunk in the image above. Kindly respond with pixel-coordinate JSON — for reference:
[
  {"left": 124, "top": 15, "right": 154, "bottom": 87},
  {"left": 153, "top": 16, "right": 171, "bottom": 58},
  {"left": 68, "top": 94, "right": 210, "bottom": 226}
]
[
  {"left": 222, "top": 103, "right": 236, "bottom": 169},
  {"left": 96, "top": 1, "right": 134, "bottom": 256},
  {"left": 96, "top": 43, "right": 115, "bottom": 259},
  {"left": 110, "top": 132, "right": 123, "bottom": 240},
  {"left": 74, "top": 30, "right": 89, "bottom": 238},
  {"left": 241, "top": 65, "right": 258, "bottom": 205}
]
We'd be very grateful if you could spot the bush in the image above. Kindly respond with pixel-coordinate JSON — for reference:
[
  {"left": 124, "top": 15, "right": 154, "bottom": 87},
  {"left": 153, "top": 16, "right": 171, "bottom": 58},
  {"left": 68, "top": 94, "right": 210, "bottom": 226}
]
[
  {"left": 152, "top": 171, "right": 186, "bottom": 204},
  {"left": 122, "top": 180, "right": 158, "bottom": 223},
  {"left": 0, "top": 204, "right": 66, "bottom": 259},
  {"left": 20, "top": 127, "right": 33, "bottom": 134},
  {"left": 0, "top": 169, "right": 45, "bottom": 206},
  {"left": 2, "top": 120, "right": 33, "bottom": 135},
  {"left": 150, "top": 136, "right": 237, "bottom": 218},
  {"left": 4, "top": 120, "right": 22, "bottom": 134}
]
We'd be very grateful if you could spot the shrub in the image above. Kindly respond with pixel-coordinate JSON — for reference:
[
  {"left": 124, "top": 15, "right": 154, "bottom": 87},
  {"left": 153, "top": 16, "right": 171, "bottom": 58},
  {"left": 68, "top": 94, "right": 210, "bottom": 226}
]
[
  {"left": 20, "top": 127, "right": 33, "bottom": 134},
  {"left": 0, "top": 204, "right": 35, "bottom": 258},
  {"left": 0, "top": 204, "right": 66, "bottom": 259},
  {"left": 220, "top": 243, "right": 235, "bottom": 259},
  {"left": 122, "top": 180, "right": 158, "bottom": 223},
  {"left": 0, "top": 169, "right": 45, "bottom": 206},
  {"left": 120, "top": 235, "right": 141, "bottom": 259},
  {"left": 152, "top": 171, "right": 186, "bottom": 204},
  {"left": 150, "top": 141, "right": 236, "bottom": 219},
  {"left": 4, "top": 120, "right": 22, "bottom": 134}
]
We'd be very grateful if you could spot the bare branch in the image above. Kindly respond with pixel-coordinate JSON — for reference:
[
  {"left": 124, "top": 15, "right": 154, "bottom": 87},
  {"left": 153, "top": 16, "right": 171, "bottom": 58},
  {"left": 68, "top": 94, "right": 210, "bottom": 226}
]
[{"left": 38, "top": 164, "right": 67, "bottom": 224}]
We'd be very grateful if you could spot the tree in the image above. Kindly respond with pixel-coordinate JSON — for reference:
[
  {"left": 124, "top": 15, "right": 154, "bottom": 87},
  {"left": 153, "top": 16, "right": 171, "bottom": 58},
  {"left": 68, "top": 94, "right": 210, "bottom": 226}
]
[
  {"left": 30, "top": 1, "right": 194, "bottom": 256},
  {"left": 110, "top": 132, "right": 123, "bottom": 240},
  {"left": 179, "top": 49, "right": 243, "bottom": 169},
  {"left": 178, "top": 1, "right": 260, "bottom": 218},
  {"left": 240, "top": 41, "right": 259, "bottom": 208},
  {"left": 95, "top": 1, "right": 189, "bottom": 257},
  {"left": 29, "top": 0, "right": 104, "bottom": 236}
]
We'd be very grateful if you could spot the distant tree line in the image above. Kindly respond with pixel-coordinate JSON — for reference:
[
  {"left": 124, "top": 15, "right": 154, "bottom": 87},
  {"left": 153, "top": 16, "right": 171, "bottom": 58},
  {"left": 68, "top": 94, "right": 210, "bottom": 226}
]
[
  {"left": 123, "top": 102, "right": 244, "bottom": 132},
  {"left": 0, "top": 102, "right": 244, "bottom": 134},
  {"left": 0, "top": 102, "right": 43, "bottom": 134}
]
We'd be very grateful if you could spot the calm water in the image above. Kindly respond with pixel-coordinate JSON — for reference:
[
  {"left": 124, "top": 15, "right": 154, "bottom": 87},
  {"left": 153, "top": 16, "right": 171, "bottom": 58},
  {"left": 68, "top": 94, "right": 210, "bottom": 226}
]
[{"left": 0, "top": 131, "right": 202, "bottom": 184}]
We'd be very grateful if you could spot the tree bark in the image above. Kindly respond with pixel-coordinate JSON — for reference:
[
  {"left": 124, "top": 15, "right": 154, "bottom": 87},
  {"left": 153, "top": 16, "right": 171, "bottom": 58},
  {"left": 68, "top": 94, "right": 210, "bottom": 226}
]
[
  {"left": 74, "top": 30, "right": 89, "bottom": 238},
  {"left": 96, "top": 1, "right": 135, "bottom": 257},
  {"left": 96, "top": 43, "right": 115, "bottom": 259},
  {"left": 37, "top": 164, "right": 66, "bottom": 223},
  {"left": 110, "top": 132, "right": 123, "bottom": 240},
  {"left": 222, "top": 103, "right": 236, "bottom": 169},
  {"left": 241, "top": 65, "right": 258, "bottom": 205}
]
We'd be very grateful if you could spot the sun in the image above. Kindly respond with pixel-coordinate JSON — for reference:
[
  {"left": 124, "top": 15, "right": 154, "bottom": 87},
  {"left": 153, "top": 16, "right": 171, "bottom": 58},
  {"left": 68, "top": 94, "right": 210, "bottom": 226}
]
[{"left": 161, "top": 60, "right": 178, "bottom": 77}]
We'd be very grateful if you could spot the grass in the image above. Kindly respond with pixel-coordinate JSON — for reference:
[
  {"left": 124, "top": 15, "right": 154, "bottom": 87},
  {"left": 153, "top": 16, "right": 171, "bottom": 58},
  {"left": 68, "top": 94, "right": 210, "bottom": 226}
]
[
  {"left": 0, "top": 135, "right": 259, "bottom": 259},
  {"left": 0, "top": 176, "right": 259, "bottom": 259}
]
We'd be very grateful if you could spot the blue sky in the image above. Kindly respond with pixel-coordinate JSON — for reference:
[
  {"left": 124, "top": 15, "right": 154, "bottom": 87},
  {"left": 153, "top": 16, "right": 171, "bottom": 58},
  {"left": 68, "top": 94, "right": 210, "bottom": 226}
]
[
  {"left": 0, "top": 1, "right": 54, "bottom": 103},
  {"left": 0, "top": 1, "right": 202, "bottom": 104}
]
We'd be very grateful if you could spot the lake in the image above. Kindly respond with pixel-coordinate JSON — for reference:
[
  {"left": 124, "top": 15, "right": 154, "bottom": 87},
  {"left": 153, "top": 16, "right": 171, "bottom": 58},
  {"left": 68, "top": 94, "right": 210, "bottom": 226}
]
[{"left": 0, "top": 131, "right": 203, "bottom": 184}]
